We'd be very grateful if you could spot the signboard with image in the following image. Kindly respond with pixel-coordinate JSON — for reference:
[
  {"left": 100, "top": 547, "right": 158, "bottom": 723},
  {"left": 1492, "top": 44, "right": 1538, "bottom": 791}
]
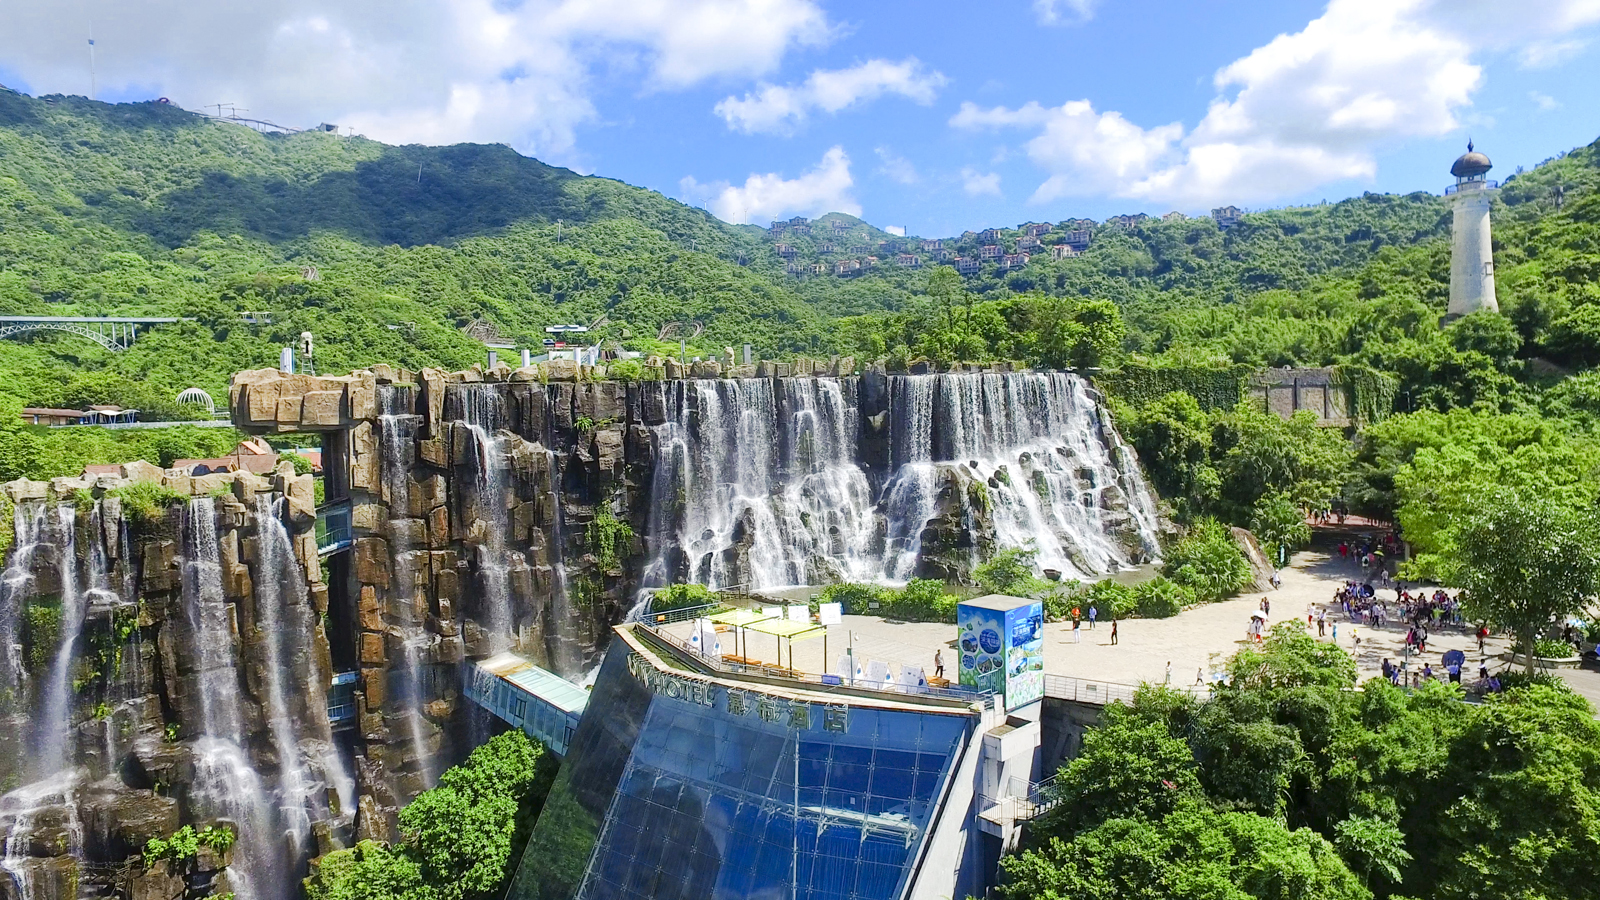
[{"left": 958, "top": 594, "right": 1045, "bottom": 708}]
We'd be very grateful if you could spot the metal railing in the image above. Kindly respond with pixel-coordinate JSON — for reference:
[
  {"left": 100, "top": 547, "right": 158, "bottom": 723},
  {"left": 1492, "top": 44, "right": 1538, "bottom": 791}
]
[
  {"left": 1041, "top": 673, "right": 1208, "bottom": 706},
  {"left": 316, "top": 500, "right": 353, "bottom": 556},
  {"left": 640, "top": 621, "right": 998, "bottom": 709}
]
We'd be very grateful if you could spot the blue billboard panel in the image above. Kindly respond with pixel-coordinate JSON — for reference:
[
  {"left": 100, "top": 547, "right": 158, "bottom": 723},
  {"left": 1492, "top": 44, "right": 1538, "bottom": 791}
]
[{"left": 958, "top": 595, "right": 1043, "bottom": 709}]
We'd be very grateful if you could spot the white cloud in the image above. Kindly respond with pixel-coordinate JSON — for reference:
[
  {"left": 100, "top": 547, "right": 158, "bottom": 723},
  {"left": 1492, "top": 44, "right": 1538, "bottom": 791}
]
[
  {"left": 1033, "top": 0, "right": 1099, "bottom": 25},
  {"left": 1520, "top": 37, "right": 1588, "bottom": 67},
  {"left": 884, "top": 225, "right": 907, "bottom": 236},
  {"left": 680, "top": 145, "right": 859, "bottom": 224},
  {"left": 952, "top": 0, "right": 1600, "bottom": 208},
  {"left": 960, "top": 167, "right": 1002, "bottom": 196},
  {"left": 0, "top": 0, "right": 830, "bottom": 162},
  {"left": 714, "top": 58, "right": 947, "bottom": 134},
  {"left": 1530, "top": 91, "right": 1563, "bottom": 111},
  {"left": 875, "top": 147, "right": 920, "bottom": 185}
]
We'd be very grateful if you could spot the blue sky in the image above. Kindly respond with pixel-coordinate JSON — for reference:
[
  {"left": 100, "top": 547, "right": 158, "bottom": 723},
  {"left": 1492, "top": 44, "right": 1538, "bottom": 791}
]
[{"left": 2, "top": 0, "right": 1599, "bottom": 237}]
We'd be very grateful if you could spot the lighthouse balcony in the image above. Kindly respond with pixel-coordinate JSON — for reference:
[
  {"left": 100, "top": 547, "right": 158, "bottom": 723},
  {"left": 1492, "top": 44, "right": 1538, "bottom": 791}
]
[{"left": 1446, "top": 179, "right": 1498, "bottom": 195}]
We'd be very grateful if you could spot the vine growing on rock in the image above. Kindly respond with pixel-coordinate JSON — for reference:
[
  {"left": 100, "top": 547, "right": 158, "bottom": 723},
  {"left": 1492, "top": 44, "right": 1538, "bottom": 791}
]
[{"left": 584, "top": 504, "right": 633, "bottom": 573}]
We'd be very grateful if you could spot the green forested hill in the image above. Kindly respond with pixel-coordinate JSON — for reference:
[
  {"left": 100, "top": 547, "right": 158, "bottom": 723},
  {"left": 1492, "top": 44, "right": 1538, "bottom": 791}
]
[
  {"left": 0, "top": 91, "right": 830, "bottom": 416},
  {"left": 0, "top": 89, "right": 1597, "bottom": 429}
]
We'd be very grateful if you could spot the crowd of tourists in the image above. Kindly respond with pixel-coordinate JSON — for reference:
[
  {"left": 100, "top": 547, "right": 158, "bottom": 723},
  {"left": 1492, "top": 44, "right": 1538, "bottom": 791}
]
[{"left": 1322, "top": 532, "right": 1514, "bottom": 695}]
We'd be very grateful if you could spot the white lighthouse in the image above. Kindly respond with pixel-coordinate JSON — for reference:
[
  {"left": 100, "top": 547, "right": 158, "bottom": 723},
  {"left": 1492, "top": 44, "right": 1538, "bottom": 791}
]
[{"left": 1446, "top": 142, "right": 1498, "bottom": 321}]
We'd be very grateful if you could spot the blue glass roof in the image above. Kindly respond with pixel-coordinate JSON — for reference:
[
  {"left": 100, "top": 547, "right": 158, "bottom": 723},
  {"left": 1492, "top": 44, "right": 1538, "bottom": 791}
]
[{"left": 510, "top": 635, "right": 976, "bottom": 900}]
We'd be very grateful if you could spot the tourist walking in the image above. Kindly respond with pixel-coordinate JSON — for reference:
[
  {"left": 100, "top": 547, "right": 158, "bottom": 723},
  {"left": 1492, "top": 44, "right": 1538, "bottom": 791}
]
[
  {"left": 1072, "top": 609, "right": 1081, "bottom": 643},
  {"left": 1165, "top": 661, "right": 1172, "bottom": 685},
  {"left": 1110, "top": 619, "right": 1119, "bottom": 645},
  {"left": 1089, "top": 605, "right": 1097, "bottom": 629},
  {"left": 934, "top": 649, "right": 944, "bottom": 679},
  {"left": 1317, "top": 609, "right": 1326, "bottom": 637}
]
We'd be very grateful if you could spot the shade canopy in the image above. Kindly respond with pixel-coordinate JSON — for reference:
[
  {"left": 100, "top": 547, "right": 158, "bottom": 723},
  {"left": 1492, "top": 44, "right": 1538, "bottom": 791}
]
[
  {"left": 745, "top": 617, "right": 827, "bottom": 642},
  {"left": 709, "top": 608, "right": 778, "bottom": 627}
]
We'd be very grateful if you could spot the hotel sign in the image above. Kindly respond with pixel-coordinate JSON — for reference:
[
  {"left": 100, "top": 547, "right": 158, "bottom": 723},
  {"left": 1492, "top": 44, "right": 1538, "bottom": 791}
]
[{"left": 627, "top": 652, "right": 848, "bottom": 732}]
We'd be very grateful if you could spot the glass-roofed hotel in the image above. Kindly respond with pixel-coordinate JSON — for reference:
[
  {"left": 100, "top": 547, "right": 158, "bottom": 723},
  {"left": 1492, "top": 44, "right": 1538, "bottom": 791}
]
[{"left": 503, "top": 594, "right": 1049, "bottom": 900}]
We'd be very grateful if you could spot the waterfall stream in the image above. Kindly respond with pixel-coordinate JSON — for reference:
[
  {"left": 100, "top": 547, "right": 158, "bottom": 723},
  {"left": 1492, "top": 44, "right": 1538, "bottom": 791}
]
[
  {"left": 180, "top": 498, "right": 277, "bottom": 900},
  {"left": 34, "top": 505, "right": 82, "bottom": 778},
  {"left": 458, "top": 385, "right": 515, "bottom": 650},
  {"left": 0, "top": 772, "right": 81, "bottom": 900},
  {"left": 379, "top": 384, "right": 437, "bottom": 789},
  {"left": 254, "top": 495, "right": 355, "bottom": 837},
  {"left": 0, "top": 503, "right": 47, "bottom": 697},
  {"left": 640, "top": 372, "right": 1161, "bottom": 592}
]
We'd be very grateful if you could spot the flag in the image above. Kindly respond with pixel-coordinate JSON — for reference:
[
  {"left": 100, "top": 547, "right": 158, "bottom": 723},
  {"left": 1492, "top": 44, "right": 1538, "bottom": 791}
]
[{"left": 88, "top": 39, "right": 95, "bottom": 46}]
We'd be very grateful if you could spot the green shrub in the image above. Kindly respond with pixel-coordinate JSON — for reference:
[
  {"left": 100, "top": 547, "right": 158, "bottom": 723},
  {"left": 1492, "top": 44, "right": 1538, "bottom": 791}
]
[
  {"left": 23, "top": 601, "right": 61, "bottom": 672},
  {"left": 974, "top": 547, "right": 1038, "bottom": 595},
  {"left": 1519, "top": 638, "right": 1578, "bottom": 659},
  {"left": 1041, "top": 581, "right": 1082, "bottom": 621},
  {"left": 605, "top": 359, "right": 651, "bottom": 382},
  {"left": 1163, "top": 519, "right": 1251, "bottom": 603},
  {"left": 1131, "top": 577, "right": 1194, "bottom": 619},
  {"left": 820, "top": 580, "right": 959, "bottom": 622},
  {"left": 648, "top": 583, "right": 716, "bottom": 613},
  {"left": 143, "top": 825, "right": 236, "bottom": 867},
  {"left": 278, "top": 451, "right": 314, "bottom": 476},
  {"left": 885, "top": 579, "right": 960, "bottom": 622},
  {"left": 306, "top": 730, "right": 555, "bottom": 900},
  {"left": 818, "top": 582, "right": 891, "bottom": 614},
  {"left": 585, "top": 506, "right": 634, "bottom": 572},
  {"left": 109, "top": 481, "right": 187, "bottom": 526},
  {"left": 1495, "top": 670, "right": 1578, "bottom": 693},
  {"left": 1084, "top": 580, "right": 1135, "bottom": 620}
]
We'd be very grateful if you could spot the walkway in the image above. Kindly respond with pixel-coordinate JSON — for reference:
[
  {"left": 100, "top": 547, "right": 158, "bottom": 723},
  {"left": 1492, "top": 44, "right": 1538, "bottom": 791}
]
[{"left": 680, "top": 540, "right": 1600, "bottom": 710}]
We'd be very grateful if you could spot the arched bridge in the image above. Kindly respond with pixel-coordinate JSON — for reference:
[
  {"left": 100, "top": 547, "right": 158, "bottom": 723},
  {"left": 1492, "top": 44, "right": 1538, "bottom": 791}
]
[{"left": 0, "top": 316, "right": 187, "bottom": 351}]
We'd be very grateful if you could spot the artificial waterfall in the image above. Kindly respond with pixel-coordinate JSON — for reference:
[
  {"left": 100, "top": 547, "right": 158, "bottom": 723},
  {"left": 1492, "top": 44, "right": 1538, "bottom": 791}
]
[
  {"left": 0, "top": 361, "right": 1162, "bottom": 900},
  {"left": 0, "top": 462, "right": 345, "bottom": 900},
  {"left": 637, "top": 371, "right": 1160, "bottom": 591},
  {"left": 180, "top": 497, "right": 276, "bottom": 900}
]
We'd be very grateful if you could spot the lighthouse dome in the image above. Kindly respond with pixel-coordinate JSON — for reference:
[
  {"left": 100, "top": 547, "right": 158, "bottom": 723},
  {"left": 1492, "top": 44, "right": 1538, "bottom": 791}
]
[{"left": 1451, "top": 142, "right": 1492, "bottom": 179}]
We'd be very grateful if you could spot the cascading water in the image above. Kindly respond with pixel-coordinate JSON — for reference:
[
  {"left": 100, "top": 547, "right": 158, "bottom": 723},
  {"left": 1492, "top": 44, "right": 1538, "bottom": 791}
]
[
  {"left": 640, "top": 371, "right": 1161, "bottom": 591},
  {"left": 180, "top": 498, "right": 276, "bottom": 900},
  {"left": 253, "top": 495, "right": 355, "bottom": 838},
  {"left": 775, "top": 378, "right": 880, "bottom": 583},
  {"left": 0, "top": 503, "right": 47, "bottom": 696},
  {"left": 543, "top": 446, "right": 583, "bottom": 676},
  {"left": 458, "top": 385, "right": 515, "bottom": 649},
  {"left": 380, "top": 385, "right": 436, "bottom": 788},
  {"left": 0, "top": 772, "right": 81, "bottom": 900},
  {"left": 881, "top": 376, "right": 939, "bottom": 582},
  {"left": 34, "top": 505, "right": 83, "bottom": 778}
]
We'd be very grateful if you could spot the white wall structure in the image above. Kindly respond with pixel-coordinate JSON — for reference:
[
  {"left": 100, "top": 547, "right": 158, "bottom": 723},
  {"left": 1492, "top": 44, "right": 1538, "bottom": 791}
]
[{"left": 1447, "top": 143, "right": 1498, "bottom": 320}]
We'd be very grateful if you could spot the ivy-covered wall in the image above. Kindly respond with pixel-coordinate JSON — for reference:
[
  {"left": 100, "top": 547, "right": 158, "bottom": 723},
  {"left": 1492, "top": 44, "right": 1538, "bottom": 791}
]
[
  {"left": 1095, "top": 362, "right": 1254, "bottom": 411},
  {"left": 1098, "top": 361, "right": 1396, "bottom": 426}
]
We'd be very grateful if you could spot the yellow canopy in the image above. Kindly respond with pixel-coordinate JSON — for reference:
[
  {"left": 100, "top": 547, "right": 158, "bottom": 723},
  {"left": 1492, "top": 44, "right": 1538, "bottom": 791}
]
[
  {"left": 745, "top": 618, "right": 826, "bottom": 642},
  {"left": 709, "top": 608, "right": 777, "bottom": 627}
]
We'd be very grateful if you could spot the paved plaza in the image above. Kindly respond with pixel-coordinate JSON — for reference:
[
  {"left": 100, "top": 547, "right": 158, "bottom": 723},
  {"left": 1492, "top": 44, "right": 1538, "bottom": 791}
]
[{"left": 665, "top": 537, "right": 1600, "bottom": 710}]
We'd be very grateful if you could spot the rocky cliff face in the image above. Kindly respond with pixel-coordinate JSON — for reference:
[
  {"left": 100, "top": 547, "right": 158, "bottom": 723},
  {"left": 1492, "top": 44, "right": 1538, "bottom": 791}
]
[
  {"left": 0, "top": 466, "right": 338, "bottom": 900},
  {"left": 0, "top": 359, "right": 1161, "bottom": 900}
]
